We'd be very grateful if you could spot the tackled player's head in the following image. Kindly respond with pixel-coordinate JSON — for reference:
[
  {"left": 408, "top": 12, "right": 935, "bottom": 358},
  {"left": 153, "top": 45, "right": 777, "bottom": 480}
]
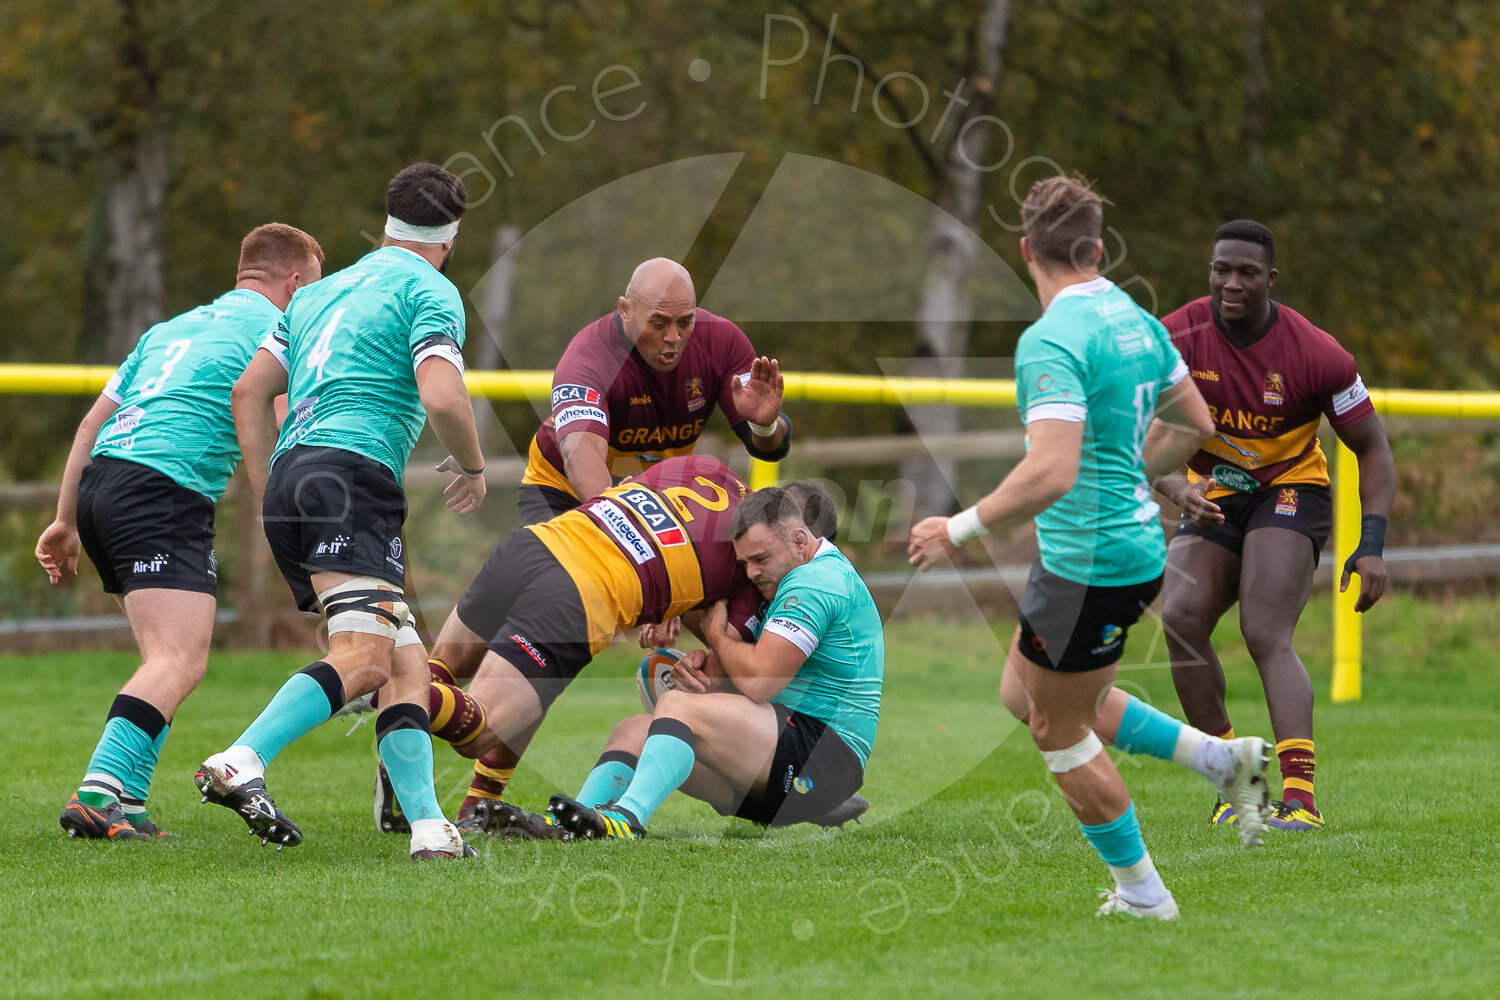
[
  {"left": 1020, "top": 175, "right": 1105, "bottom": 274},
  {"left": 731, "top": 486, "right": 817, "bottom": 599},
  {"left": 619, "top": 258, "right": 696, "bottom": 374}
]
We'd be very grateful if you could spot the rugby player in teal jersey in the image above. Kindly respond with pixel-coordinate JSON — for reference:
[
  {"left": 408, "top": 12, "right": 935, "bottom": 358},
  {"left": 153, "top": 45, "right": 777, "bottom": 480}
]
[
  {"left": 38, "top": 224, "right": 324, "bottom": 841},
  {"left": 195, "top": 163, "right": 487, "bottom": 860},
  {"left": 909, "top": 177, "right": 1272, "bottom": 919},
  {"left": 550, "top": 483, "right": 883, "bottom": 839}
]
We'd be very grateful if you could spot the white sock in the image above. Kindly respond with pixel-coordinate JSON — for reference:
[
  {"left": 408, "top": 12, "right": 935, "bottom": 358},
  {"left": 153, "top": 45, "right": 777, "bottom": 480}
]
[
  {"left": 1188, "top": 734, "right": 1236, "bottom": 791},
  {"left": 1110, "top": 852, "right": 1171, "bottom": 907}
]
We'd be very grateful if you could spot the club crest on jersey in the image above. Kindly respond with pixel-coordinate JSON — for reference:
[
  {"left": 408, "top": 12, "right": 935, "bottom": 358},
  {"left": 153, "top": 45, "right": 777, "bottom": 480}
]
[
  {"left": 552, "top": 384, "right": 602, "bottom": 409},
  {"left": 617, "top": 488, "right": 687, "bottom": 546},
  {"left": 1263, "top": 372, "right": 1284, "bottom": 406},
  {"left": 1275, "top": 488, "right": 1298, "bottom": 516},
  {"left": 685, "top": 376, "right": 706, "bottom": 412}
]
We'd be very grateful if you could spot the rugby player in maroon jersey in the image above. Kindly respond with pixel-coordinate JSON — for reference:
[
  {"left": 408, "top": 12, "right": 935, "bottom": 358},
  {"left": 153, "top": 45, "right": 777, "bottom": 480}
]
[{"left": 1155, "top": 220, "right": 1395, "bottom": 832}]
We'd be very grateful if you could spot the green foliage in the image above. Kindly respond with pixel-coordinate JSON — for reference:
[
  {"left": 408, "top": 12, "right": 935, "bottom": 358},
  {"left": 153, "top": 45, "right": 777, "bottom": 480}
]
[{"left": 3, "top": 0, "right": 1497, "bottom": 483}]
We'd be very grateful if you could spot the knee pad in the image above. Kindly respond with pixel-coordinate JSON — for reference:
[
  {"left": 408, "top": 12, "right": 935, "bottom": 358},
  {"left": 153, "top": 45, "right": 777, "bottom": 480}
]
[
  {"left": 1041, "top": 732, "right": 1104, "bottom": 773},
  {"left": 319, "top": 577, "right": 410, "bottom": 641}
]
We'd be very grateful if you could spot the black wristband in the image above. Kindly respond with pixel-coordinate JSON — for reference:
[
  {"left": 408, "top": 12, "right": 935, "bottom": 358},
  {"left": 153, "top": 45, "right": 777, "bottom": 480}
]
[
  {"left": 1343, "top": 514, "right": 1387, "bottom": 573},
  {"left": 461, "top": 464, "right": 484, "bottom": 477}
]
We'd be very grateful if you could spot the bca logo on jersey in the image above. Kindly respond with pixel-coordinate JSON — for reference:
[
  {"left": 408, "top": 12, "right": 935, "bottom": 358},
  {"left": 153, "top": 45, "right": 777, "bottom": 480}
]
[
  {"left": 553, "top": 384, "right": 602, "bottom": 409},
  {"left": 618, "top": 488, "right": 686, "bottom": 546}
]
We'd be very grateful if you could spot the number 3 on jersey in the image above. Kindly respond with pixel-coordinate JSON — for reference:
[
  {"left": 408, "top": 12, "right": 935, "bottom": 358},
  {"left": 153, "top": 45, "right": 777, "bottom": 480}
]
[
  {"left": 138, "top": 338, "right": 192, "bottom": 397},
  {"left": 306, "top": 307, "right": 346, "bottom": 381}
]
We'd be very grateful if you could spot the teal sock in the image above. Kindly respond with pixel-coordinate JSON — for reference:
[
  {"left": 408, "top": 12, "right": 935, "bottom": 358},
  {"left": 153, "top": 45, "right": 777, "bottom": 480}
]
[
  {"left": 1080, "top": 801, "right": 1147, "bottom": 868},
  {"left": 616, "top": 720, "right": 697, "bottom": 825},
  {"left": 124, "top": 723, "right": 170, "bottom": 802},
  {"left": 576, "top": 751, "right": 639, "bottom": 808},
  {"left": 236, "top": 663, "right": 343, "bottom": 766},
  {"left": 1112, "top": 695, "right": 1185, "bottom": 762},
  {"left": 377, "top": 704, "right": 444, "bottom": 824},
  {"left": 78, "top": 695, "right": 166, "bottom": 807}
]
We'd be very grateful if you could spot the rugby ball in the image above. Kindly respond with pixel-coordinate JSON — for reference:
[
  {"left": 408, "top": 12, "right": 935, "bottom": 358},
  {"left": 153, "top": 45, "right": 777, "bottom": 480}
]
[{"left": 636, "top": 647, "right": 681, "bottom": 711}]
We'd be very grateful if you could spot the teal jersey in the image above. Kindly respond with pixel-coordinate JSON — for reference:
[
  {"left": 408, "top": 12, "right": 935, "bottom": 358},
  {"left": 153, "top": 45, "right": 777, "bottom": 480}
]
[
  {"left": 757, "top": 540, "right": 884, "bottom": 766},
  {"left": 92, "top": 288, "right": 285, "bottom": 501},
  {"left": 1014, "top": 277, "right": 1188, "bottom": 586},
  {"left": 269, "top": 247, "right": 466, "bottom": 482}
]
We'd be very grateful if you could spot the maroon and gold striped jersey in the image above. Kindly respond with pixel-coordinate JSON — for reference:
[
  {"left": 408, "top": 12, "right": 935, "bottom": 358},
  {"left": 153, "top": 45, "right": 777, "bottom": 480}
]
[
  {"left": 524, "top": 455, "right": 760, "bottom": 653},
  {"left": 523, "top": 310, "right": 757, "bottom": 499},
  {"left": 1162, "top": 297, "right": 1375, "bottom": 500}
]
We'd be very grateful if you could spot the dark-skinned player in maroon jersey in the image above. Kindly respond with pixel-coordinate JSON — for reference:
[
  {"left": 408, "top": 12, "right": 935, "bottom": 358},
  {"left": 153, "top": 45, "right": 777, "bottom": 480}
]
[
  {"left": 1155, "top": 220, "right": 1395, "bottom": 832},
  {"left": 366, "top": 258, "right": 791, "bottom": 832}
]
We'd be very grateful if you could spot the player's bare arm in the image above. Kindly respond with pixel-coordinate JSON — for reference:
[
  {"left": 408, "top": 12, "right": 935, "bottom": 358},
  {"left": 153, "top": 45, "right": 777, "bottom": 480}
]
[
  {"left": 558, "top": 428, "right": 613, "bottom": 501},
  {"left": 701, "top": 597, "right": 806, "bottom": 702},
  {"left": 1143, "top": 377, "right": 1216, "bottom": 482},
  {"left": 1335, "top": 412, "right": 1395, "bottom": 613},
  {"left": 907, "top": 418, "right": 1083, "bottom": 571},
  {"left": 416, "top": 356, "right": 486, "bottom": 514},
  {"left": 36, "top": 392, "right": 119, "bottom": 584},
  {"left": 231, "top": 349, "right": 290, "bottom": 506}
]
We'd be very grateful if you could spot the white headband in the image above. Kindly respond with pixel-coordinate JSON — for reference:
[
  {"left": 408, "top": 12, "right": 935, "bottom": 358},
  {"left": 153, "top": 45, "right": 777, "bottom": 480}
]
[{"left": 384, "top": 216, "right": 459, "bottom": 244}]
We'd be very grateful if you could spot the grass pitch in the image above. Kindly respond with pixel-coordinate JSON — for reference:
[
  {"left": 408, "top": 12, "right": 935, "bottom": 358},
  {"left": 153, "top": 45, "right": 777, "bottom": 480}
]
[{"left": 2, "top": 593, "right": 1496, "bottom": 999}]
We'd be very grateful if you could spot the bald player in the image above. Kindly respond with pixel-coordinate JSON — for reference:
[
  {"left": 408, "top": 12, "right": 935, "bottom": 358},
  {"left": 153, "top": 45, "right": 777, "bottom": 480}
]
[{"left": 382, "top": 258, "right": 792, "bottom": 830}]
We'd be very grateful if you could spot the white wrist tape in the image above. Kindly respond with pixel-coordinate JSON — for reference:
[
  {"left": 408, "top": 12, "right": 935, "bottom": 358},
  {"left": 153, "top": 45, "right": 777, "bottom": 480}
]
[
  {"left": 946, "top": 506, "right": 989, "bottom": 545},
  {"left": 747, "top": 416, "right": 780, "bottom": 437},
  {"left": 1041, "top": 732, "right": 1104, "bottom": 774},
  {"left": 384, "top": 216, "right": 459, "bottom": 244}
]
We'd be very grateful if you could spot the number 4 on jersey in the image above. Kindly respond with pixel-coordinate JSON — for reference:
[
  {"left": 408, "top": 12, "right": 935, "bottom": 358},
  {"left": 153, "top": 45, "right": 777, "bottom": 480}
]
[{"left": 306, "top": 307, "right": 346, "bottom": 381}]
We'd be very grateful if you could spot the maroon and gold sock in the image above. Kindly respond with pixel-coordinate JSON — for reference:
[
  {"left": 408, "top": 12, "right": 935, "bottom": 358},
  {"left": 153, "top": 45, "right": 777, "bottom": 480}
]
[
  {"left": 1214, "top": 724, "right": 1236, "bottom": 740},
  {"left": 428, "top": 657, "right": 457, "bottom": 686},
  {"left": 1275, "top": 738, "right": 1316, "bottom": 813},
  {"left": 459, "top": 752, "right": 514, "bottom": 817},
  {"left": 427, "top": 681, "right": 486, "bottom": 747}
]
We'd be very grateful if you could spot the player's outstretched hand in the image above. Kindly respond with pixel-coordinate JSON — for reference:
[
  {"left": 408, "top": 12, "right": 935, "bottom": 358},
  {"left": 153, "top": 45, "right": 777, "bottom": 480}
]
[
  {"left": 907, "top": 516, "right": 959, "bottom": 571},
  {"left": 732, "top": 356, "right": 785, "bottom": 429},
  {"left": 1341, "top": 554, "right": 1388, "bottom": 613},
  {"left": 35, "top": 520, "right": 80, "bottom": 585},
  {"left": 638, "top": 616, "right": 682, "bottom": 650},
  {"left": 436, "top": 455, "right": 486, "bottom": 514}
]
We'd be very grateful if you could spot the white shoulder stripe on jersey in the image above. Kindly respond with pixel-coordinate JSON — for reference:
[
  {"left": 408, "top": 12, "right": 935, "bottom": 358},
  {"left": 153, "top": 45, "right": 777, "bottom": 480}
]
[
  {"left": 1331, "top": 375, "right": 1369, "bottom": 416},
  {"left": 1025, "top": 401, "right": 1088, "bottom": 423},
  {"left": 259, "top": 332, "right": 290, "bottom": 372},
  {"left": 412, "top": 342, "right": 466, "bottom": 376},
  {"left": 102, "top": 371, "right": 124, "bottom": 403},
  {"left": 1167, "top": 358, "right": 1189, "bottom": 385},
  {"left": 764, "top": 616, "right": 819, "bottom": 657}
]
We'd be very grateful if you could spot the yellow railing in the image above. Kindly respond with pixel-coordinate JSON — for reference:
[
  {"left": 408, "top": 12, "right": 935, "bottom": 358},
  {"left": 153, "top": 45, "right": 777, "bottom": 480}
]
[{"left": 4, "top": 363, "right": 1495, "bottom": 701}]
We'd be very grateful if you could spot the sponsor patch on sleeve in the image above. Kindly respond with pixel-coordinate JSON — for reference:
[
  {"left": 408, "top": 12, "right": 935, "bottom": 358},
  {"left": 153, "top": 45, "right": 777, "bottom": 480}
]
[
  {"left": 555, "top": 404, "right": 608, "bottom": 430},
  {"left": 552, "top": 383, "right": 603, "bottom": 409},
  {"left": 763, "top": 615, "right": 819, "bottom": 657},
  {"left": 1330, "top": 375, "right": 1369, "bottom": 417}
]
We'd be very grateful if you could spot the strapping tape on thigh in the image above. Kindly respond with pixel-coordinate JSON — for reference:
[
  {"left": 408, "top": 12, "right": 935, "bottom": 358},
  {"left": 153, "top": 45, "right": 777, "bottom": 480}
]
[{"left": 319, "top": 577, "right": 410, "bottom": 639}]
